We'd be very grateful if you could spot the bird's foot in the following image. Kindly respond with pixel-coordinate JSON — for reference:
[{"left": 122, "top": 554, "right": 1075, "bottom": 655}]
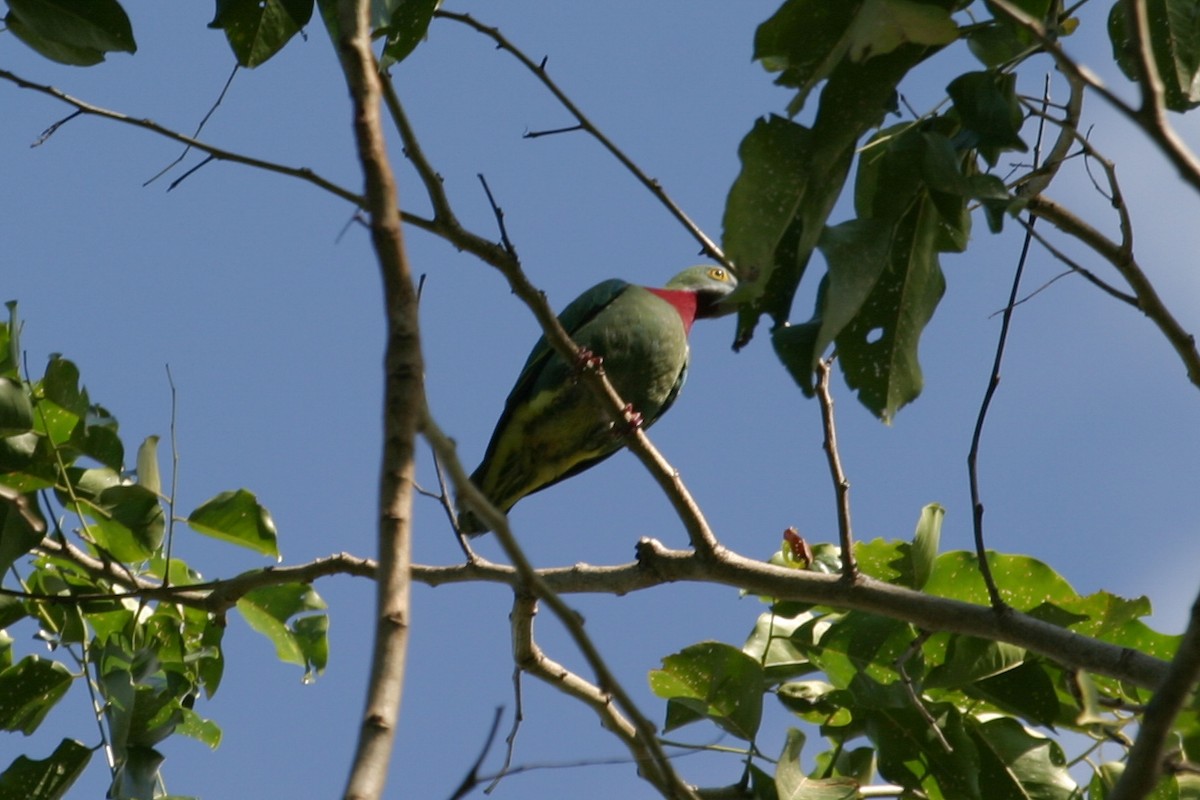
[
  {"left": 575, "top": 346, "right": 604, "bottom": 372},
  {"left": 622, "top": 404, "right": 644, "bottom": 430}
]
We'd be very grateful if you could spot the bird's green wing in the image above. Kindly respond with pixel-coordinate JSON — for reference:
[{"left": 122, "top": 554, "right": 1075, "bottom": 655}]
[
  {"left": 473, "top": 279, "right": 631, "bottom": 475},
  {"left": 503, "top": 278, "right": 630, "bottom": 412}
]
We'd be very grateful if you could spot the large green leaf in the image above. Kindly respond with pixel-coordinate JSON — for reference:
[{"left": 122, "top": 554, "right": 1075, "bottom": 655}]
[
  {"left": 946, "top": 70, "right": 1027, "bottom": 164},
  {"left": 209, "top": 0, "right": 314, "bottom": 67},
  {"left": 0, "top": 656, "right": 73, "bottom": 735},
  {"left": 648, "top": 641, "right": 764, "bottom": 740},
  {"left": 0, "top": 485, "right": 46, "bottom": 576},
  {"left": 187, "top": 489, "right": 280, "bottom": 558},
  {"left": 835, "top": 195, "right": 946, "bottom": 422},
  {"left": 6, "top": 0, "right": 135, "bottom": 58},
  {"left": 969, "top": 716, "right": 1078, "bottom": 799},
  {"left": 0, "top": 738, "right": 91, "bottom": 800},
  {"left": 731, "top": 2, "right": 948, "bottom": 351},
  {"left": 1110, "top": 0, "right": 1200, "bottom": 112}
]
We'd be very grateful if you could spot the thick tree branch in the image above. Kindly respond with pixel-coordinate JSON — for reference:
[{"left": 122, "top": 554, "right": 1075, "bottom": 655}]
[
  {"left": 411, "top": 541, "right": 1170, "bottom": 692},
  {"left": 334, "top": 1, "right": 424, "bottom": 797}
]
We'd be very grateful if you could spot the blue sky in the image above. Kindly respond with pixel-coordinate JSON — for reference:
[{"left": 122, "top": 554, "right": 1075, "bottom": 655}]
[{"left": 4, "top": 2, "right": 1200, "bottom": 797}]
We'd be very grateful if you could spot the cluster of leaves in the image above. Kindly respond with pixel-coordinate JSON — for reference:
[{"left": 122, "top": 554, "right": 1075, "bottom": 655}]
[
  {"left": 650, "top": 504, "right": 1198, "bottom": 799},
  {"left": 0, "top": 0, "right": 439, "bottom": 68},
  {"left": 0, "top": 308, "right": 328, "bottom": 800},
  {"left": 722, "top": 0, "right": 1200, "bottom": 422}
]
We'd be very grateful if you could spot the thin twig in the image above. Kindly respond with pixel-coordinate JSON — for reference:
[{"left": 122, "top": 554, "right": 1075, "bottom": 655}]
[
  {"left": 433, "top": 11, "right": 732, "bottom": 270},
  {"left": 144, "top": 63, "right": 239, "bottom": 187},
  {"left": 486, "top": 668, "right": 524, "bottom": 793},
  {"left": 814, "top": 359, "right": 856, "bottom": 579},
  {"left": 894, "top": 632, "right": 951, "bottom": 753},
  {"left": 446, "top": 706, "right": 505, "bottom": 800},
  {"left": 0, "top": 68, "right": 439, "bottom": 235},
  {"left": 162, "top": 364, "right": 180, "bottom": 588},
  {"left": 968, "top": 77, "right": 1058, "bottom": 611}
]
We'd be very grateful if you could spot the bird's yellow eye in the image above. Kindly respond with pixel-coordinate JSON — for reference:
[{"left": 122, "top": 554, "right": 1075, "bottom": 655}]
[{"left": 707, "top": 267, "right": 729, "bottom": 282}]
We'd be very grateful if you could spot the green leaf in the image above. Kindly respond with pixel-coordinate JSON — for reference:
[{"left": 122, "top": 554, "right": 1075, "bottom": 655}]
[
  {"left": 910, "top": 503, "right": 943, "bottom": 590},
  {"left": 5, "top": 0, "right": 135, "bottom": 56},
  {"left": 379, "top": 0, "right": 440, "bottom": 66},
  {"left": 1110, "top": 0, "right": 1200, "bottom": 112},
  {"left": 969, "top": 660, "right": 1064, "bottom": 727},
  {"left": 924, "top": 550, "right": 1079, "bottom": 610},
  {"left": 236, "top": 583, "right": 328, "bottom": 680},
  {"left": 803, "top": 614, "right": 916, "bottom": 690},
  {"left": 925, "top": 635, "right": 1024, "bottom": 689},
  {"left": 844, "top": 0, "right": 958, "bottom": 63},
  {"left": 0, "top": 378, "right": 34, "bottom": 437},
  {"left": 135, "top": 435, "right": 161, "bottom": 496},
  {"left": 0, "top": 485, "right": 46, "bottom": 575},
  {"left": 834, "top": 195, "right": 946, "bottom": 422},
  {"left": 177, "top": 708, "right": 222, "bottom": 749},
  {"left": 946, "top": 71, "right": 1027, "bottom": 163},
  {"left": 40, "top": 358, "right": 86, "bottom": 418},
  {"left": 744, "top": 610, "right": 817, "bottom": 682},
  {"left": 0, "top": 656, "right": 73, "bottom": 735},
  {"left": 648, "top": 641, "right": 764, "bottom": 740},
  {"left": 969, "top": 716, "right": 1078, "bottom": 799},
  {"left": 209, "top": 0, "right": 314, "bottom": 67},
  {"left": 776, "top": 728, "right": 859, "bottom": 800},
  {"left": 723, "top": 115, "right": 819, "bottom": 342},
  {"left": 187, "top": 489, "right": 280, "bottom": 558},
  {"left": 0, "top": 738, "right": 91, "bottom": 800},
  {"left": 1, "top": 304, "right": 19, "bottom": 379}
]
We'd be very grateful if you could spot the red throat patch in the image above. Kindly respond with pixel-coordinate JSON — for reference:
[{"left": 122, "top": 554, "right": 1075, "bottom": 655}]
[{"left": 645, "top": 288, "right": 699, "bottom": 334}]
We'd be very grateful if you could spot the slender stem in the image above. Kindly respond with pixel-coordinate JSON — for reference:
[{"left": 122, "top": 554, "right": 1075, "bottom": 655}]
[{"left": 814, "top": 359, "right": 857, "bottom": 579}]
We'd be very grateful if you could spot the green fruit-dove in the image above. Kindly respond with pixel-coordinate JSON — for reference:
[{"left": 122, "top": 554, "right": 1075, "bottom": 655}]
[{"left": 458, "top": 265, "right": 737, "bottom": 534}]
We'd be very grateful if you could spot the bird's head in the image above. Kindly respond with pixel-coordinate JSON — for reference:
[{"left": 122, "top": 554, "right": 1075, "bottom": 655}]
[{"left": 665, "top": 265, "right": 739, "bottom": 319}]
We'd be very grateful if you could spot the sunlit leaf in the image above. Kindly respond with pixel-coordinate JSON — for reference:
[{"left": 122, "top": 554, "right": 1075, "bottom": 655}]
[
  {"left": 187, "top": 489, "right": 280, "bottom": 559},
  {"left": 910, "top": 503, "right": 943, "bottom": 590},
  {"left": 237, "top": 584, "right": 328, "bottom": 680},
  {"left": 969, "top": 716, "right": 1078, "bottom": 799},
  {"left": 648, "top": 641, "right": 764, "bottom": 740},
  {"left": 136, "top": 435, "right": 161, "bottom": 496}
]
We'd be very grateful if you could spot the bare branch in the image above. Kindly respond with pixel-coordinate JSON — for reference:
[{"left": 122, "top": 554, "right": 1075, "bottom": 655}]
[
  {"left": 814, "top": 359, "right": 857, "bottom": 579},
  {"left": 1026, "top": 195, "right": 1200, "bottom": 389},
  {"left": 433, "top": 10, "right": 733, "bottom": 270},
  {"left": 0, "top": 67, "right": 439, "bottom": 236},
  {"left": 334, "top": 0, "right": 424, "bottom": 797},
  {"left": 987, "top": 0, "right": 1200, "bottom": 195},
  {"left": 421, "top": 410, "right": 701, "bottom": 799}
]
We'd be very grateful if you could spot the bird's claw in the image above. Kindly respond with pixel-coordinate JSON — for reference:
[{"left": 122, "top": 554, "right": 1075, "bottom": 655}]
[{"left": 575, "top": 347, "right": 604, "bottom": 372}]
